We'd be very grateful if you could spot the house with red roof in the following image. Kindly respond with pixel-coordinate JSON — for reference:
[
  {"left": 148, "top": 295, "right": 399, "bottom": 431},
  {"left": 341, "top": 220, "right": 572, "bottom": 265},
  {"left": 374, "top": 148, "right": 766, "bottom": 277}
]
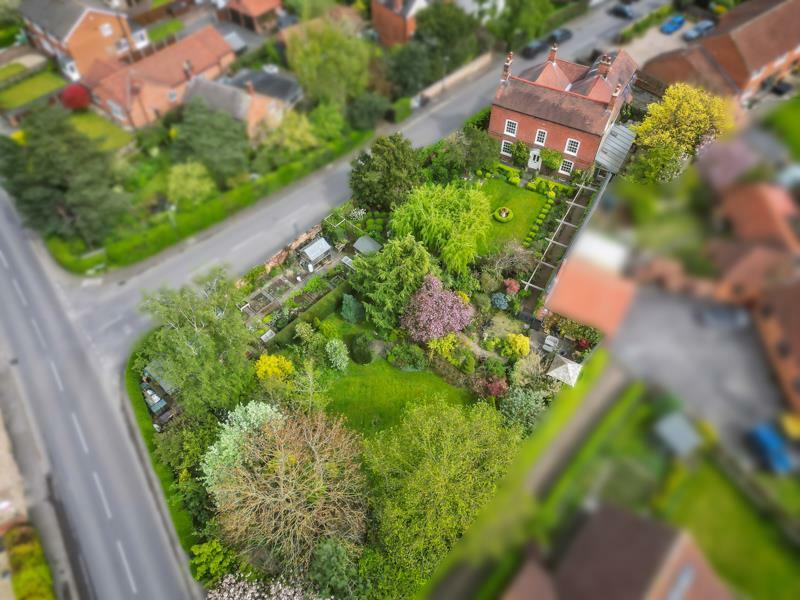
[
  {"left": 219, "top": 0, "right": 282, "bottom": 34},
  {"left": 489, "top": 46, "right": 637, "bottom": 175},
  {"left": 88, "top": 25, "right": 235, "bottom": 128}
]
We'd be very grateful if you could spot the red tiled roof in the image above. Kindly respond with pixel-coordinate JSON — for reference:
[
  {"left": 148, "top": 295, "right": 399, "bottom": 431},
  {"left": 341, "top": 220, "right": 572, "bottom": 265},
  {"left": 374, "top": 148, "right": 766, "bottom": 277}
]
[
  {"left": 545, "top": 257, "right": 636, "bottom": 337},
  {"left": 227, "top": 0, "right": 282, "bottom": 17},
  {"left": 92, "top": 26, "right": 233, "bottom": 109},
  {"left": 720, "top": 183, "right": 800, "bottom": 254}
]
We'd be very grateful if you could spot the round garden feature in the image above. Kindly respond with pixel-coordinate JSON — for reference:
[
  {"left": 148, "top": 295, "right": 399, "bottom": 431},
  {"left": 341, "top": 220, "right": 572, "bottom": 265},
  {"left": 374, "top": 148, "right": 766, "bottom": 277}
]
[{"left": 493, "top": 207, "right": 514, "bottom": 223}]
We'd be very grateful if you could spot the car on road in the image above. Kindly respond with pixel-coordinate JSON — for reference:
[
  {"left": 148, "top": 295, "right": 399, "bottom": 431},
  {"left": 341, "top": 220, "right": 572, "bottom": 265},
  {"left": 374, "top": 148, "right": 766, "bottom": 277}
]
[
  {"left": 660, "top": 14, "right": 686, "bottom": 34},
  {"left": 682, "top": 19, "right": 714, "bottom": 41},
  {"left": 610, "top": 4, "right": 636, "bottom": 19},
  {"left": 521, "top": 39, "right": 548, "bottom": 59},
  {"left": 696, "top": 305, "right": 750, "bottom": 330},
  {"left": 549, "top": 28, "right": 573, "bottom": 44},
  {"left": 749, "top": 423, "right": 793, "bottom": 474}
]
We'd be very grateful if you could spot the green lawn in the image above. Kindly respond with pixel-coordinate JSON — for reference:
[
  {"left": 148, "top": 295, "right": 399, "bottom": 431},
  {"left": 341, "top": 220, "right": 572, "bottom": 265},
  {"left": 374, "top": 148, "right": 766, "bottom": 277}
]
[
  {"left": 0, "top": 71, "right": 66, "bottom": 110},
  {"left": 148, "top": 19, "right": 184, "bottom": 43},
  {"left": 765, "top": 95, "right": 800, "bottom": 160},
  {"left": 0, "top": 62, "right": 25, "bottom": 82},
  {"left": 757, "top": 474, "right": 800, "bottom": 519},
  {"left": 668, "top": 460, "right": 800, "bottom": 599},
  {"left": 70, "top": 111, "right": 133, "bottom": 151},
  {"left": 478, "top": 178, "right": 547, "bottom": 255},
  {"left": 327, "top": 357, "right": 473, "bottom": 437}
]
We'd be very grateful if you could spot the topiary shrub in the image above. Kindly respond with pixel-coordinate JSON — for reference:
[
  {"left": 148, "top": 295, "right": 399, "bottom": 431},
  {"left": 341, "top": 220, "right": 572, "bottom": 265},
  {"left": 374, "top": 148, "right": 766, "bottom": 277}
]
[
  {"left": 493, "top": 207, "right": 514, "bottom": 222},
  {"left": 507, "top": 175, "right": 521, "bottom": 185},
  {"left": 350, "top": 333, "right": 374, "bottom": 364}
]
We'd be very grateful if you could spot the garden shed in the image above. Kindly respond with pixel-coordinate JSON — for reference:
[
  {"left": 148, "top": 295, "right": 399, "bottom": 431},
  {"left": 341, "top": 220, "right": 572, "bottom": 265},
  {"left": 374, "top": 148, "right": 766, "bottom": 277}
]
[
  {"left": 354, "top": 235, "right": 382, "bottom": 256},
  {"left": 653, "top": 412, "right": 702, "bottom": 458},
  {"left": 547, "top": 355, "right": 583, "bottom": 387},
  {"left": 299, "top": 237, "right": 332, "bottom": 271}
]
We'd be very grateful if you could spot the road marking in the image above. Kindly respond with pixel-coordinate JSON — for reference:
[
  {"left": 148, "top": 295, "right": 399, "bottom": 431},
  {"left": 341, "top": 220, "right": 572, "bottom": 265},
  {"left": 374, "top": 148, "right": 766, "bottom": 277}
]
[
  {"left": 116, "top": 540, "right": 138, "bottom": 595},
  {"left": 232, "top": 233, "right": 260, "bottom": 253},
  {"left": 92, "top": 471, "right": 112, "bottom": 520},
  {"left": 12, "top": 278, "right": 28, "bottom": 306},
  {"left": 99, "top": 315, "right": 123, "bottom": 333},
  {"left": 48, "top": 360, "right": 64, "bottom": 392},
  {"left": 0, "top": 248, "right": 7, "bottom": 269},
  {"left": 30, "top": 318, "right": 46, "bottom": 349},
  {"left": 80, "top": 278, "right": 103, "bottom": 287},
  {"left": 71, "top": 413, "right": 89, "bottom": 454}
]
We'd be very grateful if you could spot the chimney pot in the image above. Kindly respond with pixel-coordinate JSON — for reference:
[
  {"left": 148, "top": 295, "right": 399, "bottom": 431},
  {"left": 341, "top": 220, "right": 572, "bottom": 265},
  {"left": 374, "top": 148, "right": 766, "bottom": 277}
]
[
  {"left": 548, "top": 43, "right": 558, "bottom": 63},
  {"left": 393, "top": 0, "right": 403, "bottom": 11},
  {"left": 183, "top": 59, "right": 193, "bottom": 80},
  {"left": 246, "top": 80, "right": 255, "bottom": 95},
  {"left": 501, "top": 51, "right": 513, "bottom": 82},
  {"left": 598, "top": 54, "right": 611, "bottom": 78},
  {"left": 609, "top": 83, "right": 623, "bottom": 111}
]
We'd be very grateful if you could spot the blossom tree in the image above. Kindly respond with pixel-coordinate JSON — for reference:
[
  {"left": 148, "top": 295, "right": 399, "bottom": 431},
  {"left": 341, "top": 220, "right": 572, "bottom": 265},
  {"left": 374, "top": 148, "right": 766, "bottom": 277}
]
[{"left": 401, "top": 275, "right": 474, "bottom": 342}]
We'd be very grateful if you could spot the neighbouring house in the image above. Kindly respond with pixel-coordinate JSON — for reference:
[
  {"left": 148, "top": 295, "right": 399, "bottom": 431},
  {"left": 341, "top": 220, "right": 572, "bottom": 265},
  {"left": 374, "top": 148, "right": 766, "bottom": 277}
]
[
  {"left": 276, "top": 5, "right": 363, "bottom": 46},
  {"left": 19, "top": 0, "right": 149, "bottom": 82},
  {"left": 717, "top": 183, "right": 800, "bottom": 255},
  {"left": 642, "top": 0, "right": 800, "bottom": 105},
  {"left": 184, "top": 74, "right": 291, "bottom": 137},
  {"left": 707, "top": 240, "right": 793, "bottom": 306},
  {"left": 225, "top": 66, "right": 303, "bottom": 112},
  {"left": 88, "top": 25, "right": 235, "bottom": 128},
  {"left": 489, "top": 46, "right": 637, "bottom": 175},
  {"left": 217, "top": 0, "right": 282, "bottom": 34}
]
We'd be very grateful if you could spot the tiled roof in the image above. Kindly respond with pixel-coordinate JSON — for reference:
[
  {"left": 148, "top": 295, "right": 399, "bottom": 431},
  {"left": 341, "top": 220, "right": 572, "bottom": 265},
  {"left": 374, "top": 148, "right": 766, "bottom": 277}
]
[
  {"left": 184, "top": 77, "right": 252, "bottom": 122},
  {"left": 496, "top": 50, "right": 637, "bottom": 135},
  {"left": 642, "top": 46, "right": 739, "bottom": 97},
  {"left": 92, "top": 26, "right": 233, "bottom": 109},
  {"left": 20, "top": 0, "right": 88, "bottom": 41},
  {"left": 756, "top": 274, "right": 800, "bottom": 408},
  {"left": 227, "top": 0, "right": 282, "bottom": 17},
  {"left": 720, "top": 183, "right": 800, "bottom": 254}
]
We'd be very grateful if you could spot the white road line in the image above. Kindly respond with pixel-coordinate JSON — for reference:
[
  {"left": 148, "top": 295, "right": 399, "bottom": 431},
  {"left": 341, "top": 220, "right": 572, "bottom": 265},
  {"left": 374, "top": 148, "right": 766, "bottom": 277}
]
[
  {"left": 92, "top": 471, "right": 112, "bottom": 520},
  {"left": 48, "top": 360, "right": 64, "bottom": 392},
  {"left": 0, "top": 248, "right": 7, "bottom": 268},
  {"left": 12, "top": 278, "right": 27, "bottom": 306},
  {"left": 30, "top": 318, "right": 46, "bottom": 349},
  {"left": 116, "top": 540, "right": 138, "bottom": 595},
  {"left": 71, "top": 412, "right": 89, "bottom": 454},
  {"left": 231, "top": 233, "right": 260, "bottom": 253}
]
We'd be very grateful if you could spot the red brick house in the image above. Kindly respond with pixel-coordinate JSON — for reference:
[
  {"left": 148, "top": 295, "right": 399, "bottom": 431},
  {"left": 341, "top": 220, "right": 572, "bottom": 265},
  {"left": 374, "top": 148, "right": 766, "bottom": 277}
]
[
  {"left": 642, "top": 0, "right": 800, "bottom": 105},
  {"left": 19, "top": 0, "right": 149, "bottom": 82},
  {"left": 371, "top": 0, "right": 425, "bottom": 47},
  {"left": 489, "top": 46, "right": 637, "bottom": 175},
  {"left": 220, "top": 0, "right": 282, "bottom": 34}
]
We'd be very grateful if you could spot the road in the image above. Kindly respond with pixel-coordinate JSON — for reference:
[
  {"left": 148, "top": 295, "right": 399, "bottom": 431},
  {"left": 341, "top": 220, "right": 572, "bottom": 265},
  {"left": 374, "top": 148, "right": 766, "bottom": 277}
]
[{"left": 0, "top": 2, "right": 666, "bottom": 597}]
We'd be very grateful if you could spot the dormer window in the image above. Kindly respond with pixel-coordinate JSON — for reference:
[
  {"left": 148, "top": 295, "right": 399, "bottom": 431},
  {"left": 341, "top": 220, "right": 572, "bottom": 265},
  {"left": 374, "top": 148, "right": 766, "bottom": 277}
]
[
  {"left": 504, "top": 119, "right": 518, "bottom": 137},
  {"left": 100, "top": 23, "right": 113, "bottom": 37},
  {"left": 134, "top": 29, "right": 149, "bottom": 49}
]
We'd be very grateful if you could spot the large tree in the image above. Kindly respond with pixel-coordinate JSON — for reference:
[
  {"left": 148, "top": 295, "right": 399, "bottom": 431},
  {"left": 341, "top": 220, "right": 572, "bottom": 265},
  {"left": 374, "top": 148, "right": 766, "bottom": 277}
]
[
  {"left": 167, "top": 161, "right": 217, "bottom": 208},
  {"left": 489, "top": 0, "right": 553, "bottom": 47},
  {"left": 254, "top": 110, "right": 320, "bottom": 171},
  {"left": 633, "top": 83, "right": 733, "bottom": 159},
  {"left": 387, "top": 41, "right": 435, "bottom": 98},
  {"left": 0, "top": 106, "right": 127, "bottom": 247},
  {"left": 138, "top": 268, "right": 254, "bottom": 416},
  {"left": 351, "top": 235, "right": 432, "bottom": 333},
  {"left": 391, "top": 183, "right": 489, "bottom": 275},
  {"left": 173, "top": 99, "right": 250, "bottom": 186},
  {"left": 349, "top": 133, "right": 422, "bottom": 211},
  {"left": 423, "top": 125, "right": 497, "bottom": 182},
  {"left": 364, "top": 400, "right": 521, "bottom": 594},
  {"left": 414, "top": 3, "right": 479, "bottom": 74},
  {"left": 203, "top": 407, "right": 367, "bottom": 574},
  {"left": 286, "top": 18, "right": 371, "bottom": 107}
]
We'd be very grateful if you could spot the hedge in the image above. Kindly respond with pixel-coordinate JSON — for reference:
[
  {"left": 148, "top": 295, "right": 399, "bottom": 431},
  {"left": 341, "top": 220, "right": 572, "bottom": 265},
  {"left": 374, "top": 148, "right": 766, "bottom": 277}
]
[
  {"left": 464, "top": 106, "right": 491, "bottom": 131},
  {"left": 617, "top": 5, "right": 673, "bottom": 43},
  {"left": 391, "top": 97, "right": 413, "bottom": 123},
  {"left": 51, "top": 129, "right": 373, "bottom": 273},
  {"left": 4, "top": 524, "right": 55, "bottom": 600},
  {"left": 0, "top": 22, "right": 20, "bottom": 48},
  {"left": 269, "top": 283, "right": 350, "bottom": 347},
  {"left": 541, "top": 0, "right": 589, "bottom": 34}
]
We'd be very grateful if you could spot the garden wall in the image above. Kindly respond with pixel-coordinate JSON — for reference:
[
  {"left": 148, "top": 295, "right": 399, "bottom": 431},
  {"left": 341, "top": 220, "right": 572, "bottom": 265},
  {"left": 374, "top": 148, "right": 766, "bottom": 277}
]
[{"left": 416, "top": 52, "right": 493, "bottom": 103}]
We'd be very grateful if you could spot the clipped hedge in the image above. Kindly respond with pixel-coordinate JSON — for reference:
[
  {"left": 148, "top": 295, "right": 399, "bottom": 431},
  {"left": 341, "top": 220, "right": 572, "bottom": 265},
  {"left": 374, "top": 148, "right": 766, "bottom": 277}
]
[
  {"left": 617, "top": 5, "right": 673, "bottom": 43},
  {"left": 493, "top": 207, "right": 514, "bottom": 223},
  {"left": 391, "top": 97, "right": 413, "bottom": 123},
  {"left": 464, "top": 106, "right": 491, "bottom": 130},
  {"left": 4, "top": 525, "right": 55, "bottom": 600}
]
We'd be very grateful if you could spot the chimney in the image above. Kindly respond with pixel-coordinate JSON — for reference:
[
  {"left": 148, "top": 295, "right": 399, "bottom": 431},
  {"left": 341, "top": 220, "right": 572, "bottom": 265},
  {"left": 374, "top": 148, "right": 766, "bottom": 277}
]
[
  {"left": 609, "top": 83, "right": 622, "bottom": 111},
  {"left": 245, "top": 80, "right": 255, "bottom": 95},
  {"left": 501, "top": 51, "right": 513, "bottom": 82},
  {"left": 393, "top": 0, "right": 403, "bottom": 12},
  {"left": 547, "top": 43, "right": 558, "bottom": 63},
  {"left": 183, "top": 59, "right": 193, "bottom": 80},
  {"left": 597, "top": 55, "right": 612, "bottom": 79}
]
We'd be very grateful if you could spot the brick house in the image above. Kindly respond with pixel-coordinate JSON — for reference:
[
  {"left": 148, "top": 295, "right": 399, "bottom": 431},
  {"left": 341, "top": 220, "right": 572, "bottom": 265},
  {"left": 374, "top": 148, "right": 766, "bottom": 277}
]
[
  {"left": 642, "top": 0, "right": 800, "bottom": 105},
  {"left": 88, "top": 25, "right": 234, "bottom": 128},
  {"left": 19, "top": 0, "right": 149, "bottom": 82},
  {"left": 218, "top": 0, "right": 282, "bottom": 34},
  {"left": 489, "top": 46, "right": 637, "bottom": 176}
]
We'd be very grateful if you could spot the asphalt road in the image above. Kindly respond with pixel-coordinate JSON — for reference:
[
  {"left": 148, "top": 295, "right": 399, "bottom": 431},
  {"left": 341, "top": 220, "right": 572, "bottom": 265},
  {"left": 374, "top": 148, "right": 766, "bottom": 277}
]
[{"left": 0, "top": 2, "right": 667, "bottom": 597}]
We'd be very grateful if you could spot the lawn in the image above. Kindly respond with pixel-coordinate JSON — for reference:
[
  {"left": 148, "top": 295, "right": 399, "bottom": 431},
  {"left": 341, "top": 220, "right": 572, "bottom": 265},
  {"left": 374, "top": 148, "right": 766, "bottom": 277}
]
[
  {"left": 0, "top": 71, "right": 65, "bottom": 110},
  {"left": 757, "top": 474, "right": 800, "bottom": 519},
  {"left": 667, "top": 460, "right": 800, "bottom": 599},
  {"left": 70, "top": 111, "right": 133, "bottom": 151},
  {"left": 478, "top": 178, "right": 547, "bottom": 255},
  {"left": 148, "top": 19, "right": 184, "bottom": 43},
  {"left": 0, "top": 61, "right": 25, "bottom": 82},
  {"left": 327, "top": 357, "right": 473, "bottom": 437},
  {"left": 765, "top": 95, "right": 800, "bottom": 160}
]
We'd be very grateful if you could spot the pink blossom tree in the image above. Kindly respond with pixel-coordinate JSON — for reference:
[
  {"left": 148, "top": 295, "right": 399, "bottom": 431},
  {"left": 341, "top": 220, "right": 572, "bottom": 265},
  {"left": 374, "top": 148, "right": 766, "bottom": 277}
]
[{"left": 401, "top": 275, "right": 474, "bottom": 342}]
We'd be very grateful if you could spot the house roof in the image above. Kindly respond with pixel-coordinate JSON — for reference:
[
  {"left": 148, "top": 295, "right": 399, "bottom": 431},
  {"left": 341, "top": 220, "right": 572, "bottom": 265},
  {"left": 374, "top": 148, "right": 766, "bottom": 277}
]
[
  {"left": 696, "top": 138, "right": 760, "bottom": 193},
  {"left": 354, "top": 235, "right": 382, "bottom": 255},
  {"left": 709, "top": 241, "right": 793, "bottom": 303},
  {"left": 91, "top": 26, "right": 233, "bottom": 109},
  {"left": 495, "top": 50, "right": 637, "bottom": 136},
  {"left": 595, "top": 123, "right": 635, "bottom": 174},
  {"left": 20, "top": 0, "right": 98, "bottom": 41},
  {"left": 276, "top": 5, "right": 363, "bottom": 44},
  {"left": 555, "top": 505, "right": 680, "bottom": 600},
  {"left": 756, "top": 275, "right": 800, "bottom": 406},
  {"left": 720, "top": 183, "right": 800, "bottom": 254},
  {"left": 227, "top": 0, "right": 282, "bottom": 17},
  {"left": 300, "top": 237, "right": 332, "bottom": 262},
  {"left": 184, "top": 77, "right": 252, "bottom": 122},
  {"left": 643, "top": 0, "right": 800, "bottom": 94},
  {"left": 227, "top": 68, "right": 303, "bottom": 104},
  {"left": 546, "top": 257, "right": 636, "bottom": 338}
]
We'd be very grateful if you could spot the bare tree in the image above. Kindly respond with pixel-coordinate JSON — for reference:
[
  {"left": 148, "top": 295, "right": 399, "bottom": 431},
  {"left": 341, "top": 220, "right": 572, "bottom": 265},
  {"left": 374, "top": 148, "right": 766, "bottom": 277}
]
[{"left": 481, "top": 241, "right": 538, "bottom": 279}]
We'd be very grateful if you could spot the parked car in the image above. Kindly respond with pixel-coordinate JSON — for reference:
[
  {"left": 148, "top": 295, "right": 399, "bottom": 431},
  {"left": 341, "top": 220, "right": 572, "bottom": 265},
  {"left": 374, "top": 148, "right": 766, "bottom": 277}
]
[
  {"left": 610, "top": 4, "right": 636, "bottom": 19},
  {"left": 696, "top": 305, "right": 749, "bottom": 330},
  {"left": 521, "top": 39, "right": 548, "bottom": 59},
  {"left": 682, "top": 19, "right": 714, "bottom": 41},
  {"left": 660, "top": 14, "right": 686, "bottom": 34},
  {"left": 749, "top": 423, "right": 793, "bottom": 474},
  {"left": 549, "top": 28, "right": 573, "bottom": 44},
  {"left": 772, "top": 80, "right": 794, "bottom": 96}
]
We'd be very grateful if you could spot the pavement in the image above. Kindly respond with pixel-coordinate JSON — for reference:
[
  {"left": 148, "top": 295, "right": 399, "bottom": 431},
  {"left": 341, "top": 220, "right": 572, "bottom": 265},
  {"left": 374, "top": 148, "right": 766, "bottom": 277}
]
[{"left": 0, "top": 1, "right": 669, "bottom": 597}]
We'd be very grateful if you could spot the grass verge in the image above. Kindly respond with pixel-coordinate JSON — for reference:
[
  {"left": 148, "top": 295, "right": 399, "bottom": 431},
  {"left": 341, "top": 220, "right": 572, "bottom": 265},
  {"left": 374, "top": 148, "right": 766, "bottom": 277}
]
[{"left": 0, "top": 71, "right": 65, "bottom": 110}]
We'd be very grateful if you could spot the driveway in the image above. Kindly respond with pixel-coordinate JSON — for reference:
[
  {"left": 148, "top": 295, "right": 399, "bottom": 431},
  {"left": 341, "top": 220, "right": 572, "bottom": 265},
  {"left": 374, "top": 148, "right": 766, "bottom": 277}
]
[
  {"left": 611, "top": 287, "right": 785, "bottom": 462},
  {"left": 620, "top": 26, "right": 686, "bottom": 65}
]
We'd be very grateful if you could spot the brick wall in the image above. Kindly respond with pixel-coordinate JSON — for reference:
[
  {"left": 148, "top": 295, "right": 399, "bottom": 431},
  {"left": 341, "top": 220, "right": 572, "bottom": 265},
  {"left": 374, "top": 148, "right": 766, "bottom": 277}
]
[
  {"left": 371, "top": 0, "right": 414, "bottom": 47},
  {"left": 488, "top": 104, "right": 602, "bottom": 171}
]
